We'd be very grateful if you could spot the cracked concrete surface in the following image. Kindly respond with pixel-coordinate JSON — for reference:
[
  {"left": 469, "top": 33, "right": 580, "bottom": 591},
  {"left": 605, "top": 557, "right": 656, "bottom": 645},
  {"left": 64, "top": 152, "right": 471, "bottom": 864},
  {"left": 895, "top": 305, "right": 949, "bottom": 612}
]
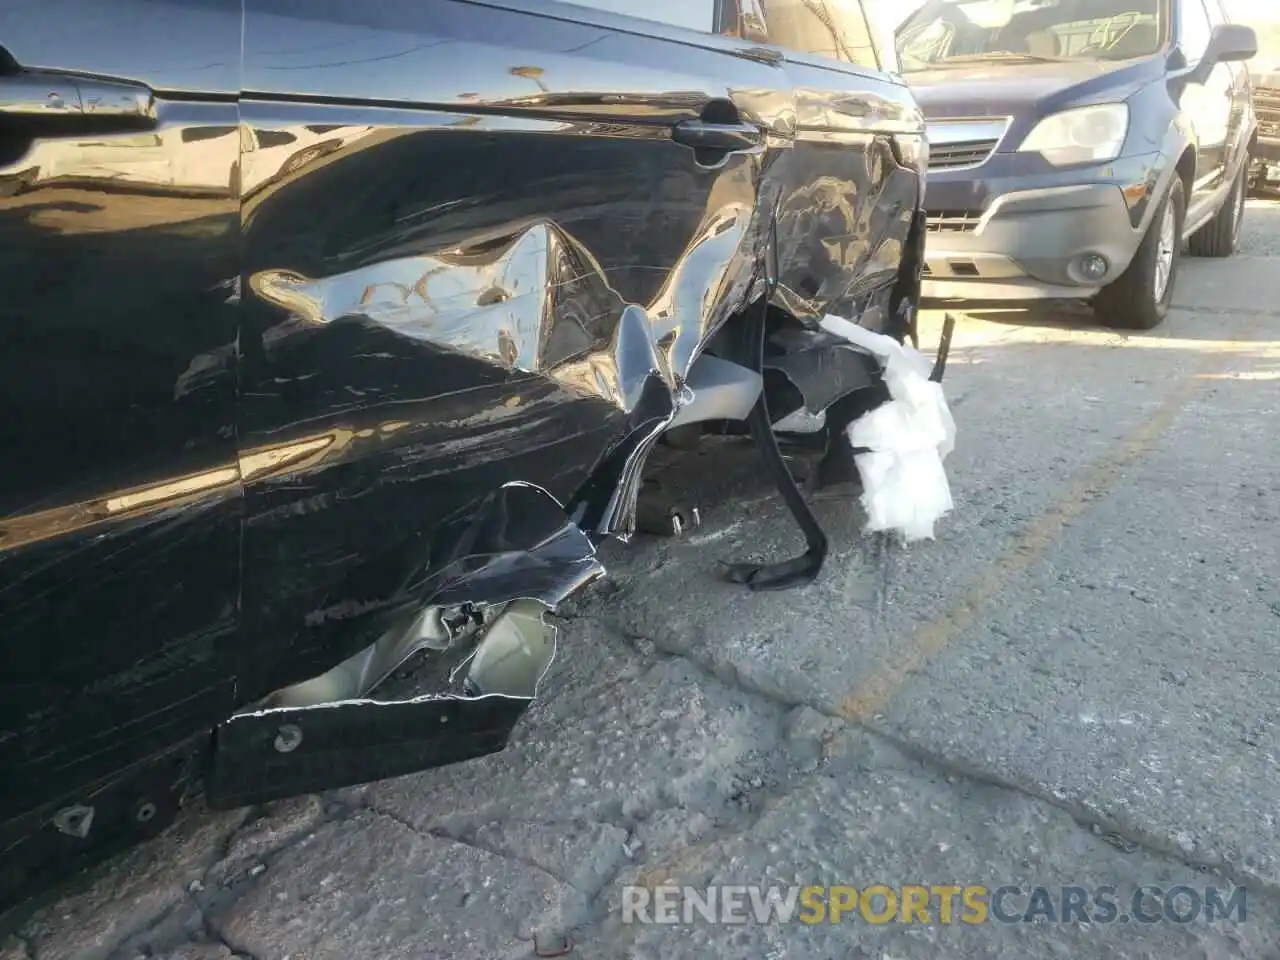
[{"left": 14, "top": 201, "right": 1280, "bottom": 959}]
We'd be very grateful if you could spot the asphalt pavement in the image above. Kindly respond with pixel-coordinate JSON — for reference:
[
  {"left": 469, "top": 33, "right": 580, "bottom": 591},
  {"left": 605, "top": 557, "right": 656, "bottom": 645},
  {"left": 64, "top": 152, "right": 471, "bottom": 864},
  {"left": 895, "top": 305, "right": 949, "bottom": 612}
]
[{"left": 9, "top": 200, "right": 1280, "bottom": 960}]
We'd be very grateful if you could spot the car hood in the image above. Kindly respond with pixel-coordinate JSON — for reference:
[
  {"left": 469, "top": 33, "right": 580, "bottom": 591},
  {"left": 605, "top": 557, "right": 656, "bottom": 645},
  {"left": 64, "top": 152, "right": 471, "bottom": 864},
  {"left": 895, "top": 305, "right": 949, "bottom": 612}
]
[{"left": 903, "top": 58, "right": 1155, "bottom": 119}]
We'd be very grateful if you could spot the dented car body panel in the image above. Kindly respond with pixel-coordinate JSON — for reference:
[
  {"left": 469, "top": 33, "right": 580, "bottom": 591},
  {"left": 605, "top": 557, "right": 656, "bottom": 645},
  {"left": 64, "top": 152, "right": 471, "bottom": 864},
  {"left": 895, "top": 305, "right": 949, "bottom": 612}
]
[{"left": 0, "top": 0, "right": 924, "bottom": 918}]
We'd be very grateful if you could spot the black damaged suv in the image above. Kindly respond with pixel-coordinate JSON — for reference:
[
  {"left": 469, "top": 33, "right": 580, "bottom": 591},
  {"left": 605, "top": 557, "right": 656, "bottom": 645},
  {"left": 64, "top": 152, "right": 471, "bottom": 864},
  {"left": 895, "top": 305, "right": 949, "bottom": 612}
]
[{"left": 0, "top": 0, "right": 931, "bottom": 925}]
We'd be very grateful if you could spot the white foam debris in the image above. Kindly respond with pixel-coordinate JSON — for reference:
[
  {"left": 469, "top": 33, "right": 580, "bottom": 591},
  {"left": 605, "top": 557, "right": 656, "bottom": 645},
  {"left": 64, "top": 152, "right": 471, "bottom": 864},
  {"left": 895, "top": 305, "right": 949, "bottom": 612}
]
[{"left": 818, "top": 314, "right": 956, "bottom": 543}]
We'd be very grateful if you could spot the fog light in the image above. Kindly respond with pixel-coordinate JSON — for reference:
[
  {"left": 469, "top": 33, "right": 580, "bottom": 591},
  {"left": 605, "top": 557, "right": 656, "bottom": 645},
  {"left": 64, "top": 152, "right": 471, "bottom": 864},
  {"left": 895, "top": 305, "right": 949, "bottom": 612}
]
[{"left": 1080, "top": 253, "right": 1109, "bottom": 280}]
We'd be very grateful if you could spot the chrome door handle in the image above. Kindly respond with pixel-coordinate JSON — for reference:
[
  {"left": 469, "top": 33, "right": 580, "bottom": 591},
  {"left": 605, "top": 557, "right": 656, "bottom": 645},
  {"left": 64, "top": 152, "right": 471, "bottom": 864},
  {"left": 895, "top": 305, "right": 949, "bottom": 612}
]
[
  {"left": 0, "top": 72, "right": 154, "bottom": 120},
  {"left": 670, "top": 119, "right": 762, "bottom": 152}
]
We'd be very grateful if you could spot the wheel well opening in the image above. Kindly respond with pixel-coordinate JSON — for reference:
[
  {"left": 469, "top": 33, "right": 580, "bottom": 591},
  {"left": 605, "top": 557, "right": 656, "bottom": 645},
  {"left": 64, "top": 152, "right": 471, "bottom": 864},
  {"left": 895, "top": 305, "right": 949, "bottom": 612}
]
[{"left": 1175, "top": 148, "right": 1196, "bottom": 198}]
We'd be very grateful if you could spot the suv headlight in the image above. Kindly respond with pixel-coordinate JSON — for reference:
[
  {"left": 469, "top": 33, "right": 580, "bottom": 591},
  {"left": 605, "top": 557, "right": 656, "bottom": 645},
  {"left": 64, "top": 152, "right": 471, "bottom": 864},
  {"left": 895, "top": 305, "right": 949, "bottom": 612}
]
[{"left": 1017, "top": 103, "right": 1129, "bottom": 166}]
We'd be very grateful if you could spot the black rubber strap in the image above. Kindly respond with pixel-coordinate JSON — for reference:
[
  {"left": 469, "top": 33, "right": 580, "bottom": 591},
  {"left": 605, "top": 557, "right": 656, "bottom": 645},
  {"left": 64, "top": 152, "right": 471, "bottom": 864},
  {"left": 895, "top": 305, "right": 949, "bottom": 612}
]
[
  {"left": 718, "top": 301, "right": 829, "bottom": 591},
  {"left": 930, "top": 312, "right": 956, "bottom": 383}
]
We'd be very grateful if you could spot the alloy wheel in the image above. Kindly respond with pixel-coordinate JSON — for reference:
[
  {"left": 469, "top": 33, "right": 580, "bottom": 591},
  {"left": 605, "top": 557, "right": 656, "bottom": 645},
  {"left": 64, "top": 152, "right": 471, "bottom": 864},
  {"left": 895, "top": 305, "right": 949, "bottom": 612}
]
[
  {"left": 1153, "top": 199, "right": 1176, "bottom": 303},
  {"left": 1232, "top": 171, "right": 1246, "bottom": 250}
]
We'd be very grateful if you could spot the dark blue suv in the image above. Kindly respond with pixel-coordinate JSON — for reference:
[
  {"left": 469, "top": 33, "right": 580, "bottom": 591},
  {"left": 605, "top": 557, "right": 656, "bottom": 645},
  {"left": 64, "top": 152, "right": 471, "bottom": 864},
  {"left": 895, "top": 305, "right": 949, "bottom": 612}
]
[{"left": 895, "top": 0, "right": 1257, "bottom": 329}]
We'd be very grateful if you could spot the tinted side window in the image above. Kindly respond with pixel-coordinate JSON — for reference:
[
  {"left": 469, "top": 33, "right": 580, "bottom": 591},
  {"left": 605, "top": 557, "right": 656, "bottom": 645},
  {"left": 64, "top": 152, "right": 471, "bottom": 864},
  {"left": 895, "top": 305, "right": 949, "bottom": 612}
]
[
  {"left": 732, "top": 0, "right": 881, "bottom": 70},
  {"left": 553, "top": 0, "right": 716, "bottom": 33},
  {"left": 1178, "top": 0, "right": 1213, "bottom": 60}
]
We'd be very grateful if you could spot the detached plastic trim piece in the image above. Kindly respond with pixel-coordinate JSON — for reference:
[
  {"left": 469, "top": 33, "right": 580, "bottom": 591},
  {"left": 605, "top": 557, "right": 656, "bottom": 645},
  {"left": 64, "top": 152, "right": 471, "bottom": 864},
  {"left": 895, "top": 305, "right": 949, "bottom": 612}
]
[
  {"left": 718, "top": 299, "right": 829, "bottom": 591},
  {"left": 930, "top": 313, "right": 957, "bottom": 382}
]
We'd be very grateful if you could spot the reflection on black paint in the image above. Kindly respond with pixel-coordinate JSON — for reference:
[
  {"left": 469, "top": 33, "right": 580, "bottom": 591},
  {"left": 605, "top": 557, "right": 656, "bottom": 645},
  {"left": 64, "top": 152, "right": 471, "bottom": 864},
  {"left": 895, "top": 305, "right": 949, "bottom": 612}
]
[{"left": 0, "top": 0, "right": 924, "bottom": 920}]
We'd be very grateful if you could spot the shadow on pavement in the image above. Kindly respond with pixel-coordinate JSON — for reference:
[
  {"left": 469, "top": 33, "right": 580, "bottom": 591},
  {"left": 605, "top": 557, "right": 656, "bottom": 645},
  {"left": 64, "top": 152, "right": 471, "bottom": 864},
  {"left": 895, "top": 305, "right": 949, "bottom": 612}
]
[{"left": 925, "top": 298, "right": 1097, "bottom": 333}]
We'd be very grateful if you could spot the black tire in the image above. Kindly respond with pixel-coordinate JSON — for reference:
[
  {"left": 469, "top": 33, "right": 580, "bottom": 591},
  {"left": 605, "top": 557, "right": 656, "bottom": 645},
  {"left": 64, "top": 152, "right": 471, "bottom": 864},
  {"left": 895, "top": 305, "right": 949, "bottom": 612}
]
[
  {"left": 1187, "top": 162, "right": 1246, "bottom": 258},
  {"left": 1093, "top": 177, "right": 1185, "bottom": 331}
]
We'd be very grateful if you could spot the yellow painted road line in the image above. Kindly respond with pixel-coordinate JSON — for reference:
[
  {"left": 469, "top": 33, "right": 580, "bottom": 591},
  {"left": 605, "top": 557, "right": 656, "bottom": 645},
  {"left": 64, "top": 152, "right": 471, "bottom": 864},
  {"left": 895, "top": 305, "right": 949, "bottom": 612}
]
[{"left": 837, "top": 317, "right": 1265, "bottom": 721}]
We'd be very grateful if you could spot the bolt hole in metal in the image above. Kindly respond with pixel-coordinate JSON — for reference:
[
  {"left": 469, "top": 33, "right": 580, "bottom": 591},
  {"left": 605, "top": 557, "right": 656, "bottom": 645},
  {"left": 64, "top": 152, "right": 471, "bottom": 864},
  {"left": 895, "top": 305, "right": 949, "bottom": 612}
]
[
  {"left": 135, "top": 801, "right": 158, "bottom": 823},
  {"left": 53, "top": 804, "right": 95, "bottom": 838},
  {"left": 274, "top": 723, "right": 303, "bottom": 753}
]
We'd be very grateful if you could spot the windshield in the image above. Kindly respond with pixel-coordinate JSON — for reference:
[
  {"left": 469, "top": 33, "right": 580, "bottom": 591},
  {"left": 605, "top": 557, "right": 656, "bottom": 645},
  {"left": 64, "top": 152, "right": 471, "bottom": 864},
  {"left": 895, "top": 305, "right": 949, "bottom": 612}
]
[{"left": 894, "top": 0, "right": 1165, "bottom": 71}]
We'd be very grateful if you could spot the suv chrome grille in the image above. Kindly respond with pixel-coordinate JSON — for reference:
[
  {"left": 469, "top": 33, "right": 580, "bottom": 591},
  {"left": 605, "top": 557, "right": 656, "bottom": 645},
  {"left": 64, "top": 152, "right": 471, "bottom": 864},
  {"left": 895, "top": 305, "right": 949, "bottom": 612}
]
[
  {"left": 929, "top": 140, "right": 1000, "bottom": 170},
  {"left": 1256, "top": 86, "right": 1280, "bottom": 138},
  {"left": 925, "top": 118, "right": 1010, "bottom": 172},
  {"left": 925, "top": 210, "right": 982, "bottom": 233}
]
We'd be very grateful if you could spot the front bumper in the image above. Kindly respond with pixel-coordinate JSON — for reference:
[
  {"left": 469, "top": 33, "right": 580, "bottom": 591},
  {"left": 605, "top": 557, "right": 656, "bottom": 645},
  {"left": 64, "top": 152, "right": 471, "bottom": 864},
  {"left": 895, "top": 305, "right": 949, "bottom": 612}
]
[{"left": 921, "top": 152, "right": 1159, "bottom": 301}]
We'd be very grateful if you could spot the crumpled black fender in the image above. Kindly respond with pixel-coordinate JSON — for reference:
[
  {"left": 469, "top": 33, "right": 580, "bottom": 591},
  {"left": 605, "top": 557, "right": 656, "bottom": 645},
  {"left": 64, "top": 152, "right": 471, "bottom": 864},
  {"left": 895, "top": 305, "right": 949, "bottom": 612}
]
[{"left": 206, "top": 481, "right": 603, "bottom": 808}]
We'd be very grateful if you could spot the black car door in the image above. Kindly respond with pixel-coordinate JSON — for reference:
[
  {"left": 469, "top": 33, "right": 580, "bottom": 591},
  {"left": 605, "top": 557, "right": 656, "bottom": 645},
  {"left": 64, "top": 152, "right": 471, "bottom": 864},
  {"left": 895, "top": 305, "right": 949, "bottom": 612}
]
[
  {"left": 232, "top": 0, "right": 796, "bottom": 714},
  {"left": 0, "top": 0, "right": 243, "bottom": 871}
]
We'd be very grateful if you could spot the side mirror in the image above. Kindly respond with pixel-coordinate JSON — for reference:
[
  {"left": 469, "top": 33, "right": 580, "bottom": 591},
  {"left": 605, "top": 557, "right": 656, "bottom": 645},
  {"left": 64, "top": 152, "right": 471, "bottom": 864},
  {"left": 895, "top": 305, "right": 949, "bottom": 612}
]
[{"left": 1189, "top": 23, "right": 1257, "bottom": 83}]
